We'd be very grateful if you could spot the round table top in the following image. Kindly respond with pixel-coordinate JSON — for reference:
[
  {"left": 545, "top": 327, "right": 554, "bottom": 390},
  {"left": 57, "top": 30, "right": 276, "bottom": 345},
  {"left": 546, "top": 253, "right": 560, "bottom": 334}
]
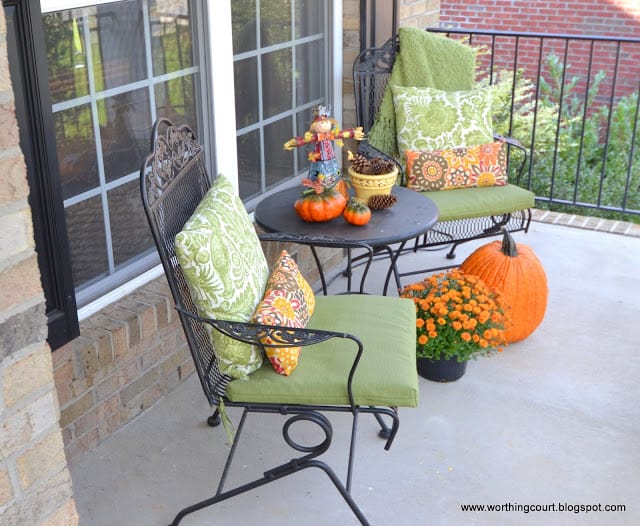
[{"left": 254, "top": 185, "right": 439, "bottom": 248}]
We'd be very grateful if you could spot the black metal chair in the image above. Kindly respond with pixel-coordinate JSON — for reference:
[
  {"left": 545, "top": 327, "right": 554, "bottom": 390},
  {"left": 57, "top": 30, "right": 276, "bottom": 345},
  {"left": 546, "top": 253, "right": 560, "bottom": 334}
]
[
  {"left": 353, "top": 32, "right": 535, "bottom": 272},
  {"left": 140, "top": 119, "right": 419, "bottom": 525}
]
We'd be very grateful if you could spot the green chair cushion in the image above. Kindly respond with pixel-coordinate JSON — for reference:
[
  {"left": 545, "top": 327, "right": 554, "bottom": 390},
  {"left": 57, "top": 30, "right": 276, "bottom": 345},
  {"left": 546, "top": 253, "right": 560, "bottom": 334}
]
[
  {"left": 227, "top": 295, "right": 419, "bottom": 408},
  {"left": 424, "top": 184, "right": 535, "bottom": 222}
]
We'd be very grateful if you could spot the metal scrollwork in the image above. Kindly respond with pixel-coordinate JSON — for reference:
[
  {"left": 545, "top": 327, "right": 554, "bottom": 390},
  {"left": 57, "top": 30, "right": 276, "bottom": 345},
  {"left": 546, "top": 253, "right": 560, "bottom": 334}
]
[
  {"left": 208, "top": 319, "right": 341, "bottom": 348},
  {"left": 142, "top": 120, "right": 203, "bottom": 207},
  {"left": 282, "top": 412, "right": 332, "bottom": 455}
]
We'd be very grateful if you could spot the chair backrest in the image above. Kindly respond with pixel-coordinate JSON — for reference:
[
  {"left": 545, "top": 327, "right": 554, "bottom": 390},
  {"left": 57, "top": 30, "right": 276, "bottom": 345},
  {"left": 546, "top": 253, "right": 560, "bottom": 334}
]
[
  {"left": 353, "top": 34, "right": 399, "bottom": 134},
  {"left": 140, "top": 118, "right": 229, "bottom": 405}
]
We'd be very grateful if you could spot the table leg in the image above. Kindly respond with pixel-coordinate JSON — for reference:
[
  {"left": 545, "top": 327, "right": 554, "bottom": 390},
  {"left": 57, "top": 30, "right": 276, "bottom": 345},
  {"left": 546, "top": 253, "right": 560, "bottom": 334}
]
[{"left": 382, "top": 240, "right": 408, "bottom": 296}]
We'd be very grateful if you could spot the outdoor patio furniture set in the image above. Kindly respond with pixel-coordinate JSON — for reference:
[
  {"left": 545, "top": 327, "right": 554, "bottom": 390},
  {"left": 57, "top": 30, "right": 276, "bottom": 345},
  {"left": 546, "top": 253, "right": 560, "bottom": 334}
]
[{"left": 139, "top": 27, "right": 534, "bottom": 525}]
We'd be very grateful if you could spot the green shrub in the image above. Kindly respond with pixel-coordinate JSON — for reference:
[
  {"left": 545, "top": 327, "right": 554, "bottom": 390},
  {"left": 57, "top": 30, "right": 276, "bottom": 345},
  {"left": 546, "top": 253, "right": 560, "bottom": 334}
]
[{"left": 485, "top": 55, "right": 640, "bottom": 223}]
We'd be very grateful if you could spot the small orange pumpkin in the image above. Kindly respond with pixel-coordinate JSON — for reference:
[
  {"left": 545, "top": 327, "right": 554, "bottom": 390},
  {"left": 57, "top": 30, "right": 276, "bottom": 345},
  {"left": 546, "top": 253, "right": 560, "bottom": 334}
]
[
  {"left": 342, "top": 197, "right": 371, "bottom": 226},
  {"left": 343, "top": 198, "right": 371, "bottom": 226},
  {"left": 460, "top": 229, "right": 548, "bottom": 343},
  {"left": 294, "top": 188, "right": 346, "bottom": 222}
]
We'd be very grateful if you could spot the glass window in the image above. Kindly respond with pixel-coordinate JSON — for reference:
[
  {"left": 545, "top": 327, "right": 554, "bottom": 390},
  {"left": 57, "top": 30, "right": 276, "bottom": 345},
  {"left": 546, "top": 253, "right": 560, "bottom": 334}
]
[
  {"left": 260, "top": 0, "right": 291, "bottom": 47},
  {"left": 232, "top": 0, "right": 330, "bottom": 200},
  {"left": 43, "top": 0, "right": 201, "bottom": 303}
]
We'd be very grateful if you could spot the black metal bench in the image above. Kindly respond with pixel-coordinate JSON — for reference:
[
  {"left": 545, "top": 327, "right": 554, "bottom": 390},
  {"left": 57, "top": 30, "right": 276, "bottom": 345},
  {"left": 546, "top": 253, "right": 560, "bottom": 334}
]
[{"left": 353, "top": 33, "right": 535, "bottom": 274}]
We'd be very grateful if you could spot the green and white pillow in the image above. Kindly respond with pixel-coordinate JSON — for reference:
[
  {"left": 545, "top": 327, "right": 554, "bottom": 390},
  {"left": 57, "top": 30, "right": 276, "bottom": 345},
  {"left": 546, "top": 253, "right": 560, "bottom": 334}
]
[
  {"left": 391, "top": 85, "right": 494, "bottom": 158},
  {"left": 175, "top": 174, "right": 269, "bottom": 379}
]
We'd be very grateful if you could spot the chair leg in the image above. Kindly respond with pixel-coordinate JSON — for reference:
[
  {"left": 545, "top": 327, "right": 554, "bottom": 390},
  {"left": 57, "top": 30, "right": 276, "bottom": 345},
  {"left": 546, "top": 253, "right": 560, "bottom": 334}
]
[
  {"left": 372, "top": 411, "right": 391, "bottom": 439},
  {"left": 171, "top": 407, "right": 374, "bottom": 525},
  {"left": 446, "top": 243, "right": 458, "bottom": 259},
  {"left": 207, "top": 409, "right": 221, "bottom": 427}
]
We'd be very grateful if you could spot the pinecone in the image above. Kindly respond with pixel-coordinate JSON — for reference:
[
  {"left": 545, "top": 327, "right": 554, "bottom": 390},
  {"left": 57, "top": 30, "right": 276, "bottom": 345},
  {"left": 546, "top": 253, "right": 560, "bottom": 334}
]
[
  {"left": 350, "top": 154, "right": 371, "bottom": 173},
  {"left": 368, "top": 193, "right": 398, "bottom": 210},
  {"left": 349, "top": 154, "right": 395, "bottom": 175},
  {"left": 369, "top": 158, "right": 396, "bottom": 175}
]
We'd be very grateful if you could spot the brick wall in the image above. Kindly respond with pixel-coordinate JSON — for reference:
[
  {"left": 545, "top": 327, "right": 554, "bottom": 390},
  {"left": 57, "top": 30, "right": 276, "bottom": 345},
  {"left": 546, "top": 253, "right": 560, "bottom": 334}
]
[
  {"left": 439, "top": 0, "right": 640, "bottom": 99},
  {"left": 0, "top": 9, "right": 78, "bottom": 526},
  {"left": 399, "top": 0, "right": 441, "bottom": 29},
  {"left": 52, "top": 278, "right": 193, "bottom": 460},
  {"left": 440, "top": 0, "right": 640, "bottom": 36}
]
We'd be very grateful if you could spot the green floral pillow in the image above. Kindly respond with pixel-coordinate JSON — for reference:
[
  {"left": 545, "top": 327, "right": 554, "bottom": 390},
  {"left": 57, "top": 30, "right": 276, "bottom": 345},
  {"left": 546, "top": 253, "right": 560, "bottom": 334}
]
[
  {"left": 391, "top": 85, "right": 494, "bottom": 159},
  {"left": 175, "top": 174, "right": 269, "bottom": 380}
]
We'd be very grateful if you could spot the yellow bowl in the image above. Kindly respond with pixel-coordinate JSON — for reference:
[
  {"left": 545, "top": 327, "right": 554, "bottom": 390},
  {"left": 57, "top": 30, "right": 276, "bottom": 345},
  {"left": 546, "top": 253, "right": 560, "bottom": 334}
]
[{"left": 348, "top": 166, "right": 398, "bottom": 203}]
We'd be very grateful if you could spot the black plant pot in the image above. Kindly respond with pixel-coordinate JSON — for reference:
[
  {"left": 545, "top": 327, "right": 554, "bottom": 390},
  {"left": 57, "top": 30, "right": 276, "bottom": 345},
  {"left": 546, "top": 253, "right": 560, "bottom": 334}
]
[{"left": 417, "top": 356, "right": 467, "bottom": 382}]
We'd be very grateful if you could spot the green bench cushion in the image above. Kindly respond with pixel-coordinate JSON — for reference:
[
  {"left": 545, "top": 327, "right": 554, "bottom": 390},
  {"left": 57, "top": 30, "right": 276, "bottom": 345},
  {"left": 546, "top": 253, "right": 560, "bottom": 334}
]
[
  {"left": 423, "top": 184, "right": 535, "bottom": 222},
  {"left": 226, "top": 295, "right": 419, "bottom": 408}
]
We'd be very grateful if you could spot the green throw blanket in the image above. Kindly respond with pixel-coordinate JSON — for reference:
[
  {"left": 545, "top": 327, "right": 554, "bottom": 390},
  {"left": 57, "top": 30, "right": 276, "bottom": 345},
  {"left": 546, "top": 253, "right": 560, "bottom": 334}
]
[{"left": 367, "top": 27, "right": 477, "bottom": 158}]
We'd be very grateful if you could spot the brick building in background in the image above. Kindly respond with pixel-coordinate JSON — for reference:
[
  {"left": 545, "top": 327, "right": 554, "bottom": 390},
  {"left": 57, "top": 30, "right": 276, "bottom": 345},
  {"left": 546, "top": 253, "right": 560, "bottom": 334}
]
[{"left": 438, "top": 0, "right": 640, "bottom": 100}]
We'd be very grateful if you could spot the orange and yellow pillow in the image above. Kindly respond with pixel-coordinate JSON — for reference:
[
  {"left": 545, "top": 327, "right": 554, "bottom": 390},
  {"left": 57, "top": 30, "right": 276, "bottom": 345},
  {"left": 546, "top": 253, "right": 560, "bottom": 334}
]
[
  {"left": 252, "top": 250, "right": 316, "bottom": 375},
  {"left": 405, "top": 140, "right": 508, "bottom": 192}
]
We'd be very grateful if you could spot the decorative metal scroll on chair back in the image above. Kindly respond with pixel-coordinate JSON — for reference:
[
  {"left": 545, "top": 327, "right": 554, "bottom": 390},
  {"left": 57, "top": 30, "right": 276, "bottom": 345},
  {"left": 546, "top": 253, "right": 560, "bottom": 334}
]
[
  {"left": 353, "top": 34, "right": 399, "bottom": 134},
  {"left": 140, "top": 118, "right": 230, "bottom": 405}
]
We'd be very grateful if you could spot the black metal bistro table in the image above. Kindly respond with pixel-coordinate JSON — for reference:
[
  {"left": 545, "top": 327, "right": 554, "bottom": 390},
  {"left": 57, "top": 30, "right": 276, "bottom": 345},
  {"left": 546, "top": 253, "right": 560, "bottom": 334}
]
[{"left": 254, "top": 185, "right": 439, "bottom": 295}]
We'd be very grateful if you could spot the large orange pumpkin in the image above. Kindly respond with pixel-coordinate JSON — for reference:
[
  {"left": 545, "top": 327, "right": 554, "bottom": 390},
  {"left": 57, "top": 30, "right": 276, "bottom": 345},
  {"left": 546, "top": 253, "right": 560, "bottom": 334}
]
[
  {"left": 460, "top": 229, "right": 548, "bottom": 343},
  {"left": 294, "top": 188, "right": 346, "bottom": 222}
]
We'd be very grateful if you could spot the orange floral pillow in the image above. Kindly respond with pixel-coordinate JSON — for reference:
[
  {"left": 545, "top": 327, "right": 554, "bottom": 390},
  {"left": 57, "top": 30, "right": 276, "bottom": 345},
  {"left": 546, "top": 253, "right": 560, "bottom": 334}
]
[
  {"left": 251, "top": 250, "right": 316, "bottom": 375},
  {"left": 405, "top": 141, "right": 508, "bottom": 192}
]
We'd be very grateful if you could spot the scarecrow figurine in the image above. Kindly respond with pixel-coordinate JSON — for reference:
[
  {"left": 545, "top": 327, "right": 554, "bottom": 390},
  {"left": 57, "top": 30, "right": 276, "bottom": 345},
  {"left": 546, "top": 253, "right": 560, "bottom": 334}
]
[{"left": 284, "top": 104, "right": 364, "bottom": 189}]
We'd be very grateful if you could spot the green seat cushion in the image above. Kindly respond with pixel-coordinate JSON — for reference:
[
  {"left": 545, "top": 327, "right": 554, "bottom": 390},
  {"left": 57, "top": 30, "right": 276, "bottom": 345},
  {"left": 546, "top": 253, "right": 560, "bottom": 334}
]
[
  {"left": 226, "top": 295, "right": 419, "bottom": 408},
  {"left": 423, "top": 184, "right": 535, "bottom": 222}
]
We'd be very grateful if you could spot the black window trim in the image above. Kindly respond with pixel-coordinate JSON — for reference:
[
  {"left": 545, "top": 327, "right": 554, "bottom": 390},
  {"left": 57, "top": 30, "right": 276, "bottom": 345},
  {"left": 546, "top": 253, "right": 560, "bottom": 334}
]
[{"left": 5, "top": 0, "right": 80, "bottom": 349}]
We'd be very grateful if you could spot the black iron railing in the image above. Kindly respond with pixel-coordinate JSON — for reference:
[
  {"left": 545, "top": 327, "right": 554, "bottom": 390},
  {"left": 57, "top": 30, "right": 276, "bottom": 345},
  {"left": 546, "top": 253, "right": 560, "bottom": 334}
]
[{"left": 427, "top": 28, "right": 640, "bottom": 220}]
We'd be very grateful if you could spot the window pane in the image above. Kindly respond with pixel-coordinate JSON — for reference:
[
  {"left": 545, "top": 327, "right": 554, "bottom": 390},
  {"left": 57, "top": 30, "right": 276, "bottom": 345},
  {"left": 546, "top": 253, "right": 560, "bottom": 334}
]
[
  {"left": 55, "top": 104, "right": 99, "bottom": 200},
  {"left": 234, "top": 58, "right": 259, "bottom": 128},
  {"left": 296, "top": 109, "right": 312, "bottom": 174},
  {"left": 295, "top": 0, "right": 323, "bottom": 38},
  {"left": 260, "top": 0, "right": 291, "bottom": 47},
  {"left": 296, "top": 40, "right": 324, "bottom": 105},
  {"left": 232, "top": 0, "right": 257, "bottom": 54},
  {"left": 149, "top": 0, "right": 194, "bottom": 76},
  {"left": 44, "top": 11, "right": 89, "bottom": 104},
  {"left": 98, "top": 88, "right": 151, "bottom": 183},
  {"left": 65, "top": 196, "right": 108, "bottom": 288},
  {"left": 109, "top": 180, "right": 154, "bottom": 267},
  {"left": 44, "top": 0, "right": 202, "bottom": 306},
  {"left": 262, "top": 49, "right": 292, "bottom": 118},
  {"left": 237, "top": 130, "right": 262, "bottom": 200},
  {"left": 91, "top": 2, "right": 147, "bottom": 90},
  {"left": 155, "top": 76, "right": 198, "bottom": 132},
  {"left": 232, "top": 0, "right": 329, "bottom": 197},
  {"left": 264, "top": 118, "right": 293, "bottom": 187}
]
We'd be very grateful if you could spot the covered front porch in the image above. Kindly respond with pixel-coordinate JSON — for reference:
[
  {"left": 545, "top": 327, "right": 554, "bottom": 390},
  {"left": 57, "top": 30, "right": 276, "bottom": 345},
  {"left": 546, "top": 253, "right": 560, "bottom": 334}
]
[{"left": 69, "top": 217, "right": 640, "bottom": 525}]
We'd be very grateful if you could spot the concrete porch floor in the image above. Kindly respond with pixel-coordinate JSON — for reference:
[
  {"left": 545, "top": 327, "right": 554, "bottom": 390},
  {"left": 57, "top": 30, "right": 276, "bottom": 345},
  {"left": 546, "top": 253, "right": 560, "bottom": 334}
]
[{"left": 69, "top": 220, "right": 640, "bottom": 525}]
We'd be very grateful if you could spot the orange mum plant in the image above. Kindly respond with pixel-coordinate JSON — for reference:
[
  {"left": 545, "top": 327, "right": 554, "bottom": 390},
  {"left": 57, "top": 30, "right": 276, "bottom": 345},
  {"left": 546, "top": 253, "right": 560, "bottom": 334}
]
[{"left": 400, "top": 269, "right": 511, "bottom": 362}]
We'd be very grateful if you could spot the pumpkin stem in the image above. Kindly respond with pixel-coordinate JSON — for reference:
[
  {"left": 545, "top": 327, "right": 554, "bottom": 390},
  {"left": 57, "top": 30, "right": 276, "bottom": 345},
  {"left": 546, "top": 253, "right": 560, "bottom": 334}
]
[{"left": 500, "top": 227, "right": 518, "bottom": 257}]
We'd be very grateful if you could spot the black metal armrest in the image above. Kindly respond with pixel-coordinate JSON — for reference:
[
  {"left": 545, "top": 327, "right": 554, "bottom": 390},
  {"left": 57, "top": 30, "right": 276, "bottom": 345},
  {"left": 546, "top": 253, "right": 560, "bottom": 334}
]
[
  {"left": 175, "top": 305, "right": 364, "bottom": 409},
  {"left": 494, "top": 133, "right": 528, "bottom": 184}
]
